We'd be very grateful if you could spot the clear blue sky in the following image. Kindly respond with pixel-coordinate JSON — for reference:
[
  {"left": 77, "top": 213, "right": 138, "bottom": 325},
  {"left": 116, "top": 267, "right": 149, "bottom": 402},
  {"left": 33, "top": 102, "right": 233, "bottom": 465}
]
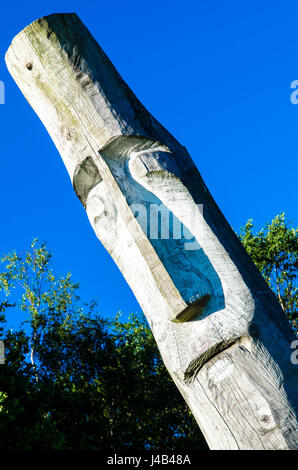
[{"left": 0, "top": 0, "right": 297, "bottom": 326}]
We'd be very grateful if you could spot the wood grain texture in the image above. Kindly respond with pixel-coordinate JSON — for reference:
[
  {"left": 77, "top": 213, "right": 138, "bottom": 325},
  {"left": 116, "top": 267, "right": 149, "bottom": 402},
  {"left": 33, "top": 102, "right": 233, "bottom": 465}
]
[{"left": 5, "top": 13, "right": 298, "bottom": 449}]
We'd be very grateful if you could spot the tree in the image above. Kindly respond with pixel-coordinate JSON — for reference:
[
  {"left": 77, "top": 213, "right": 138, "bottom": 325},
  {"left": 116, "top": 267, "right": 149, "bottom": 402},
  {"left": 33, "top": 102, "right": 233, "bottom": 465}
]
[
  {"left": 0, "top": 213, "right": 297, "bottom": 450},
  {"left": 239, "top": 213, "right": 298, "bottom": 335},
  {"left": 0, "top": 240, "right": 207, "bottom": 450}
]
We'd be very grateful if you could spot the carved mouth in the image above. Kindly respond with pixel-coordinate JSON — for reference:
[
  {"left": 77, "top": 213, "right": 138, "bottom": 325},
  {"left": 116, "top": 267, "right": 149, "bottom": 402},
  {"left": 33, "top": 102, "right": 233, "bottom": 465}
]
[{"left": 184, "top": 336, "right": 242, "bottom": 382}]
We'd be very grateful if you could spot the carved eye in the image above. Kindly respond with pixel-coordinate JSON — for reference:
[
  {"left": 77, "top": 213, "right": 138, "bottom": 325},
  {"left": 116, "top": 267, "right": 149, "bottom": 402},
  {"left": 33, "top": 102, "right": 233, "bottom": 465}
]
[
  {"left": 129, "top": 150, "right": 176, "bottom": 179},
  {"left": 73, "top": 156, "right": 102, "bottom": 207}
]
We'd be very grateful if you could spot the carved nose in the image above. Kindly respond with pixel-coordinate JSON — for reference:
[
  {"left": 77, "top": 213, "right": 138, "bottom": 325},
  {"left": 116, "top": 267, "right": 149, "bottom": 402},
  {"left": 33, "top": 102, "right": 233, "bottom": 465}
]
[{"left": 172, "top": 294, "right": 211, "bottom": 323}]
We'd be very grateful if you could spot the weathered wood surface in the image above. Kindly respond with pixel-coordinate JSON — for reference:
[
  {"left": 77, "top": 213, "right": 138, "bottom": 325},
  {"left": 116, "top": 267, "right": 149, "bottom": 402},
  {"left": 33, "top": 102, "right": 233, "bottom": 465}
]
[{"left": 5, "top": 13, "right": 298, "bottom": 449}]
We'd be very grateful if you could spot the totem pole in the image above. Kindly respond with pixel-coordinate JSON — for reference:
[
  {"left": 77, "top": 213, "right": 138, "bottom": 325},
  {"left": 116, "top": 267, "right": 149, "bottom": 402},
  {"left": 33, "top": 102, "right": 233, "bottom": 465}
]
[{"left": 5, "top": 13, "right": 298, "bottom": 449}]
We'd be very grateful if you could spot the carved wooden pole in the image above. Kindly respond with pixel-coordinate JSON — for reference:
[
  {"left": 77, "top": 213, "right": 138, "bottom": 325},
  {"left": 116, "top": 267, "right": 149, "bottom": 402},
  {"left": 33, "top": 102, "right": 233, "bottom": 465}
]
[{"left": 5, "top": 13, "right": 298, "bottom": 450}]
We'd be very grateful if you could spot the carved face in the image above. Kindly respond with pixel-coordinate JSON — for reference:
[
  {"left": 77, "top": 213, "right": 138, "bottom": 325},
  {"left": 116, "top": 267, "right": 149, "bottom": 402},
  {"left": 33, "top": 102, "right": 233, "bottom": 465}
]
[{"left": 74, "top": 136, "right": 226, "bottom": 326}]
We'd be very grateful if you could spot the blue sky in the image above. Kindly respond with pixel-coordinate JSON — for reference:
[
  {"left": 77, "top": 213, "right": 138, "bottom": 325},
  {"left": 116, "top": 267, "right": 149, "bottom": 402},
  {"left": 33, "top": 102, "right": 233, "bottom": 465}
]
[{"left": 0, "top": 0, "right": 297, "bottom": 327}]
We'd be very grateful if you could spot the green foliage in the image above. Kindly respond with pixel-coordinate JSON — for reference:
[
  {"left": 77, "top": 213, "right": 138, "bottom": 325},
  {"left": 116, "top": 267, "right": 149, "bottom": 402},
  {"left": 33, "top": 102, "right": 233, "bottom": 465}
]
[
  {"left": 0, "top": 241, "right": 207, "bottom": 450},
  {"left": 0, "top": 212, "right": 296, "bottom": 450},
  {"left": 239, "top": 213, "right": 298, "bottom": 334}
]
